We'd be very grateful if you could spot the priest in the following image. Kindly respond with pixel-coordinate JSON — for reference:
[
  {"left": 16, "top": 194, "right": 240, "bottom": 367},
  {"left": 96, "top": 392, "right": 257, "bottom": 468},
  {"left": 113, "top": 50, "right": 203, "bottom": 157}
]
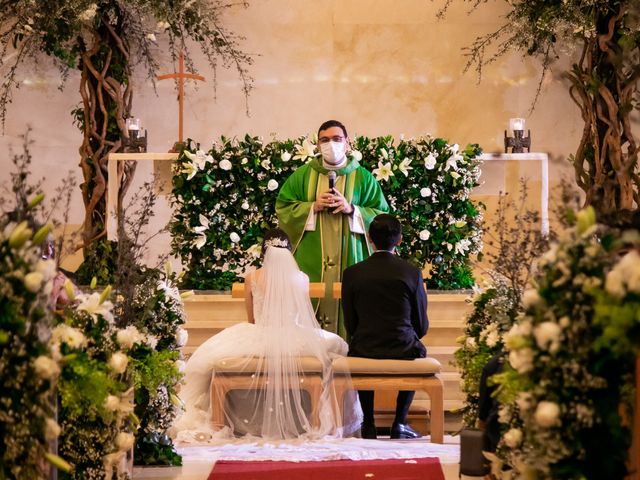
[{"left": 276, "top": 120, "right": 389, "bottom": 338}]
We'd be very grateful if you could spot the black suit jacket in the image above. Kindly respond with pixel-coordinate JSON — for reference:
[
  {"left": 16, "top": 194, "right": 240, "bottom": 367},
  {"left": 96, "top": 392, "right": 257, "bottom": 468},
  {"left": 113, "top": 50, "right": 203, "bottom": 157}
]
[{"left": 341, "top": 251, "right": 428, "bottom": 359}]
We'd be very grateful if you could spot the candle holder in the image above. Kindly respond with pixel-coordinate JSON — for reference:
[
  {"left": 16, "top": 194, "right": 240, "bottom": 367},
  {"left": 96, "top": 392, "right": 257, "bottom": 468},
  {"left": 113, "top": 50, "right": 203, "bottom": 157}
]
[
  {"left": 122, "top": 117, "right": 148, "bottom": 153},
  {"left": 504, "top": 117, "right": 531, "bottom": 153}
]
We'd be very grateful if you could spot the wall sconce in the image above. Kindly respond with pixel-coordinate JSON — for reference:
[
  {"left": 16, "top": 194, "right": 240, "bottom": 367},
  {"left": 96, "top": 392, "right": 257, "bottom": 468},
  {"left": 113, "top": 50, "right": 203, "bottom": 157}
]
[
  {"left": 123, "top": 117, "right": 148, "bottom": 153},
  {"left": 504, "top": 117, "right": 531, "bottom": 153}
]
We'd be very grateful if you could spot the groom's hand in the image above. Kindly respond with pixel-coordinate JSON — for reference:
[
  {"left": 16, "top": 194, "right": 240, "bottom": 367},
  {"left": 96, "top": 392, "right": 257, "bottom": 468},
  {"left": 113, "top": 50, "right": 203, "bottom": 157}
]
[{"left": 330, "top": 189, "right": 354, "bottom": 215}]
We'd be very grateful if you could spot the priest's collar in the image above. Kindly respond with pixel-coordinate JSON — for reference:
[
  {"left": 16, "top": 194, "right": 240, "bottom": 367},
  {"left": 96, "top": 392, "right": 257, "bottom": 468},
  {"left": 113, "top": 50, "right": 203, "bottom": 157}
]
[{"left": 308, "top": 155, "right": 360, "bottom": 176}]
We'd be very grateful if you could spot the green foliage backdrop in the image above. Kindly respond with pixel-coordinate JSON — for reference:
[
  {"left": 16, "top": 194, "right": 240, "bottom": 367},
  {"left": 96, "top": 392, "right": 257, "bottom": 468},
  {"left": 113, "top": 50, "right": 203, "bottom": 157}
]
[{"left": 170, "top": 134, "right": 484, "bottom": 290}]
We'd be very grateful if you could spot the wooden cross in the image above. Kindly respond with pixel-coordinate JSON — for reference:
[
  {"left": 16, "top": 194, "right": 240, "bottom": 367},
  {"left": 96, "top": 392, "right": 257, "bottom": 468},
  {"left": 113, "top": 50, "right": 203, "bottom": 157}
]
[{"left": 157, "top": 52, "right": 205, "bottom": 143}]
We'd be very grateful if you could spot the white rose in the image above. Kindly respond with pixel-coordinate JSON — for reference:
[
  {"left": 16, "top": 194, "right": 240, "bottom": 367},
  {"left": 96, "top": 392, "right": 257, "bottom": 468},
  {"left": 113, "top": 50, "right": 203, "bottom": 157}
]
[
  {"left": 115, "top": 432, "right": 135, "bottom": 452},
  {"left": 508, "top": 347, "right": 534, "bottom": 373},
  {"left": 485, "top": 330, "right": 500, "bottom": 348},
  {"left": 465, "top": 337, "right": 477, "bottom": 350},
  {"left": 230, "top": 232, "right": 240, "bottom": 243},
  {"left": 36, "top": 259, "right": 57, "bottom": 281},
  {"left": 145, "top": 334, "right": 158, "bottom": 350},
  {"left": 281, "top": 151, "right": 292, "bottom": 162},
  {"left": 424, "top": 153, "right": 437, "bottom": 170},
  {"left": 104, "top": 395, "right": 120, "bottom": 411},
  {"left": 34, "top": 356, "right": 60, "bottom": 379},
  {"left": 176, "top": 328, "right": 189, "bottom": 347},
  {"left": 533, "top": 321, "right": 562, "bottom": 352},
  {"left": 267, "top": 179, "right": 279, "bottom": 191},
  {"left": 52, "top": 325, "right": 87, "bottom": 349},
  {"left": 24, "top": 272, "right": 44, "bottom": 292},
  {"left": 44, "top": 418, "right": 61, "bottom": 440},
  {"left": 176, "top": 359, "right": 187, "bottom": 373},
  {"left": 516, "top": 392, "right": 533, "bottom": 412},
  {"left": 108, "top": 352, "right": 129, "bottom": 374},
  {"left": 604, "top": 268, "right": 625, "bottom": 298},
  {"left": 498, "top": 405, "right": 512, "bottom": 424},
  {"left": 503, "top": 428, "right": 523, "bottom": 448},
  {"left": 419, "top": 229, "right": 430, "bottom": 241},
  {"left": 219, "top": 159, "right": 232, "bottom": 171},
  {"left": 241, "top": 201, "right": 249, "bottom": 210},
  {"left": 116, "top": 326, "right": 143, "bottom": 350},
  {"left": 420, "top": 187, "right": 432, "bottom": 198},
  {"left": 522, "top": 289, "right": 543, "bottom": 309},
  {"left": 534, "top": 401, "right": 560, "bottom": 427}
]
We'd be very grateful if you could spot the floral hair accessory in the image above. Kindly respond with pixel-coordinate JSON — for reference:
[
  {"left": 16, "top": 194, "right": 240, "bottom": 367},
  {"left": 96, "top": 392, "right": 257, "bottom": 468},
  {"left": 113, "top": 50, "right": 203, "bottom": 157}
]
[{"left": 265, "top": 238, "right": 288, "bottom": 249}]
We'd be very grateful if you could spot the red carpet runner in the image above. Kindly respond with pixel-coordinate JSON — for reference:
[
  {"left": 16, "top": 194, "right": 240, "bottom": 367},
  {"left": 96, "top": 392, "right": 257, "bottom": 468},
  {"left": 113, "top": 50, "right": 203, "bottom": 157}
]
[{"left": 209, "top": 457, "right": 445, "bottom": 480}]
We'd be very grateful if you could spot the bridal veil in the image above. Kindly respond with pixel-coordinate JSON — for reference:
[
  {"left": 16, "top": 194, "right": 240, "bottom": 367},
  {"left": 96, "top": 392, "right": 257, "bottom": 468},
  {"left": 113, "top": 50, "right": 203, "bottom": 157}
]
[{"left": 174, "top": 245, "right": 361, "bottom": 442}]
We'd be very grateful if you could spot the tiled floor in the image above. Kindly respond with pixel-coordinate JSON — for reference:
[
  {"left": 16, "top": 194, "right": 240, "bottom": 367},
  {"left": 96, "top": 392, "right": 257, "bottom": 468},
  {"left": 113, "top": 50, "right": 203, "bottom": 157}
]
[{"left": 133, "top": 435, "right": 462, "bottom": 480}]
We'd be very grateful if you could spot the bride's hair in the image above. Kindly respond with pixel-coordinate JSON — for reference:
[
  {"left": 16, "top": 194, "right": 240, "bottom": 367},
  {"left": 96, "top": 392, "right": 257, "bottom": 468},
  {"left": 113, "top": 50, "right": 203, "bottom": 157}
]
[{"left": 261, "top": 228, "right": 291, "bottom": 252}]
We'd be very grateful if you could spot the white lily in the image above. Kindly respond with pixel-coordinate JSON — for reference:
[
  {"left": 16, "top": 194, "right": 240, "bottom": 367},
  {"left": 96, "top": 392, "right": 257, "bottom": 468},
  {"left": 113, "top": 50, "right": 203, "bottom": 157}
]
[
  {"left": 398, "top": 157, "right": 413, "bottom": 177},
  {"left": 454, "top": 239, "right": 471, "bottom": 255},
  {"left": 180, "top": 162, "right": 198, "bottom": 181},
  {"left": 445, "top": 152, "right": 463, "bottom": 171},
  {"left": 76, "top": 292, "right": 114, "bottom": 324},
  {"left": 372, "top": 161, "right": 394, "bottom": 182},
  {"left": 351, "top": 149, "right": 363, "bottom": 161},
  {"left": 194, "top": 233, "right": 207, "bottom": 249},
  {"left": 380, "top": 148, "right": 389, "bottom": 160},
  {"left": 246, "top": 244, "right": 262, "bottom": 258},
  {"left": 194, "top": 214, "right": 210, "bottom": 234},
  {"left": 185, "top": 149, "right": 213, "bottom": 170},
  {"left": 293, "top": 139, "right": 316, "bottom": 161}
]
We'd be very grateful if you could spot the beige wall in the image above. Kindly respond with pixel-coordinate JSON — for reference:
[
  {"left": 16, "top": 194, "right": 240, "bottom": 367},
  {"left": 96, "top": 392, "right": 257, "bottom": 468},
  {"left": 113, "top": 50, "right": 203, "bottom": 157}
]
[{"left": 0, "top": 1, "right": 599, "bottom": 271}]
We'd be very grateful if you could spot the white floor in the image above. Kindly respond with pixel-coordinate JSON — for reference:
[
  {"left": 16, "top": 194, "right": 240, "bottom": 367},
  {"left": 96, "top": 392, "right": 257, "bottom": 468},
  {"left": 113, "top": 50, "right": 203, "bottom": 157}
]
[{"left": 133, "top": 435, "right": 462, "bottom": 480}]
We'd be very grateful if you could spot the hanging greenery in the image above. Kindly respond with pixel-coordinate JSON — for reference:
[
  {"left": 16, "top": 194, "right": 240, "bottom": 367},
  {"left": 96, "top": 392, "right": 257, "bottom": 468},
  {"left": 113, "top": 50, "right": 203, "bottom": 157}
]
[
  {"left": 0, "top": 0, "right": 253, "bottom": 257},
  {"left": 439, "top": 0, "right": 640, "bottom": 218}
]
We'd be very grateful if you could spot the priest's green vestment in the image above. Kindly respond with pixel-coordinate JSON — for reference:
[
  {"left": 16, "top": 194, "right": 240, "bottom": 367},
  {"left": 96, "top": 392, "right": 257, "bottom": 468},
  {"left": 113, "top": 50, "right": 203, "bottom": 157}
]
[{"left": 276, "top": 156, "right": 389, "bottom": 338}]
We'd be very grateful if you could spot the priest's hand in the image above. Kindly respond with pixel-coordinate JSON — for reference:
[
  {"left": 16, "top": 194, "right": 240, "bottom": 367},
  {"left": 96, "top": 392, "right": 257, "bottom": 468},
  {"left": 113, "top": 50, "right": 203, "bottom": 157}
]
[
  {"left": 329, "top": 189, "right": 354, "bottom": 215},
  {"left": 313, "top": 192, "right": 334, "bottom": 212}
]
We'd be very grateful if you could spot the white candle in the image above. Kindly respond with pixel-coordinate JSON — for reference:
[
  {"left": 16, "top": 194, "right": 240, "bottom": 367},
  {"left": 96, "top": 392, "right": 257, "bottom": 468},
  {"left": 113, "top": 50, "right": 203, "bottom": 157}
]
[
  {"left": 126, "top": 117, "right": 141, "bottom": 131},
  {"left": 510, "top": 117, "right": 525, "bottom": 132}
]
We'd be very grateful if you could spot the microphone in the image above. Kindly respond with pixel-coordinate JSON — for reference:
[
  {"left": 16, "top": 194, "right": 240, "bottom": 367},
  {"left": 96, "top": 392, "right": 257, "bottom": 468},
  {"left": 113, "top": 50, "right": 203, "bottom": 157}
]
[{"left": 328, "top": 171, "right": 337, "bottom": 213}]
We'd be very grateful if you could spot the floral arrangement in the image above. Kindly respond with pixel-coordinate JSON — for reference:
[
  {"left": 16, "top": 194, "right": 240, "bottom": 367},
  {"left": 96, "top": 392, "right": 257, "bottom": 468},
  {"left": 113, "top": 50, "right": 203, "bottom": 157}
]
[
  {"left": 454, "top": 277, "right": 519, "bottom": 426},
  {"left": 170, "top": 134, "right": 483, "bottom": 290},
  {"left": 454, "top": 186, "right": 549, "bottom": 426},
  {"left": 54, "top": 283, "right": 140, "bottom": 480},
  {"left": 491, "top": 208, "right": 640, "bottom": 479},
  {"left": 0, "top": 219, "right": 65, "bottom": 478},
  {"left": 126, "top": 265, "right": 187, "bottom": 466}
]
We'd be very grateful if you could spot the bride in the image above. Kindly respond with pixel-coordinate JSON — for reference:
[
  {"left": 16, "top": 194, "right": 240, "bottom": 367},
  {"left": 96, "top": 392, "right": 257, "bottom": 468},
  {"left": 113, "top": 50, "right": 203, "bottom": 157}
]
[{"left": 173, "top": 229, "right": 361, "bottom": 443}]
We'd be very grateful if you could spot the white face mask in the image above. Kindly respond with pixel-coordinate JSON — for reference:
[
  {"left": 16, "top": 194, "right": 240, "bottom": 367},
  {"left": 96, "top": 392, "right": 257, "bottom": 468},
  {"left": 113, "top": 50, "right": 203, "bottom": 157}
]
[{"left": 320, "top": 141, "right": 346, "bottom": 165}]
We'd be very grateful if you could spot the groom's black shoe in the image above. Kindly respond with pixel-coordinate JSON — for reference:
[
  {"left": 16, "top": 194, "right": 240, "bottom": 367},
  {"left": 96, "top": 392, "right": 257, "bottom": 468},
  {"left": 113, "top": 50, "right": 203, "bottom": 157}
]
[
  {"left": 390, "top": 422, "right": 422, "bottom": 439},
  {"left": 360, "top": 423, "right": 377, "bottom": 440}
]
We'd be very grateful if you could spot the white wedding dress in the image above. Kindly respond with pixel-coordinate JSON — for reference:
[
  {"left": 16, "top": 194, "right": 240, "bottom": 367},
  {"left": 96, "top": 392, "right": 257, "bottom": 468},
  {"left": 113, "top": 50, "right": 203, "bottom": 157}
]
[{"left": 173, "top": 246, "right": 361, "bottom": 444}]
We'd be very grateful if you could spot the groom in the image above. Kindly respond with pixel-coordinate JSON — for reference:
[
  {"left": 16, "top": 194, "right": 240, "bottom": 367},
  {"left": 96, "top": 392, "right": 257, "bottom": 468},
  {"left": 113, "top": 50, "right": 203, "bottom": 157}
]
[{"left": 341, "top": 214, "right": 429, "bottom": 439}]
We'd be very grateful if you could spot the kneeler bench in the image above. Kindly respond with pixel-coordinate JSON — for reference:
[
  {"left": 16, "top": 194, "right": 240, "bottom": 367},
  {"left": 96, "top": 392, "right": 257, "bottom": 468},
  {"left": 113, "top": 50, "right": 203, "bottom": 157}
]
[
  {"left": 332, "top": 356, "right": 444, "bottom": 443},
  {"left": 209, "top": 356, "right": 325, "bottom": 429}
]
